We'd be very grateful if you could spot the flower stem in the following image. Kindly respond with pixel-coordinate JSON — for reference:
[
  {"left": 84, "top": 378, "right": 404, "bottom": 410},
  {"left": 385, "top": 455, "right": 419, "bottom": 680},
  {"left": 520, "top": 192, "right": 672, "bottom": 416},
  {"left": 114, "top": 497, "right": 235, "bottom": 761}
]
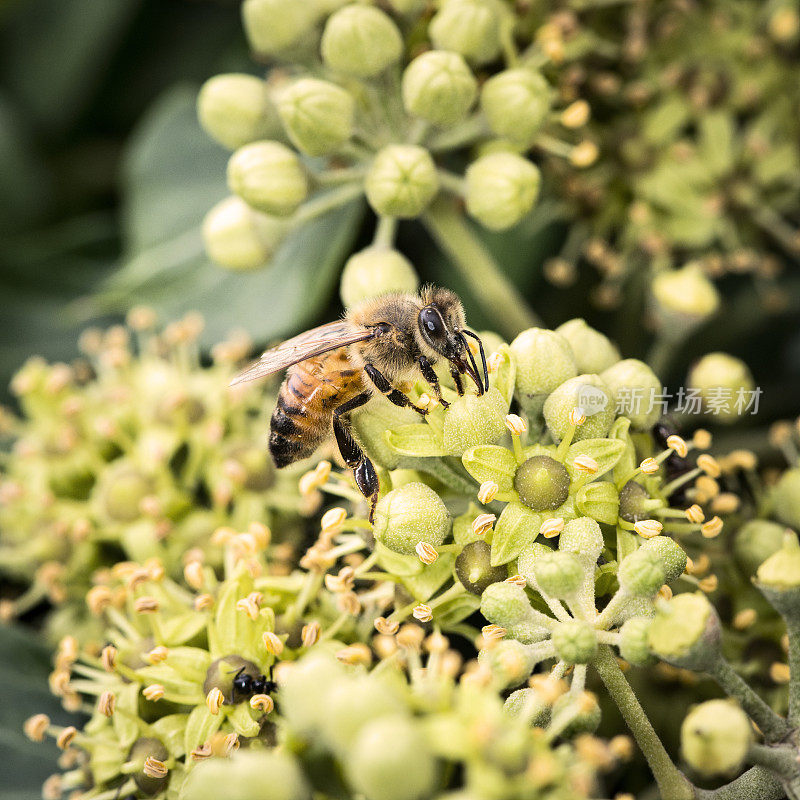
[
  {"left": 786, "top": 617, "right": 800, "bottom": 726},
  {"left": 592, "top": 646, "right": 695, "bottom": 800},
  {"left": 694, "top": 766, "right": 785, "bottom": 800},
  {"left": 422, "top": 196, "right": 539, "bottom": 340},
  {"left": 746, "top": 743, "right": 800, "bottom": 780},
  {"left": 709, "top": 658, "right": 793, "bottom": 744}
]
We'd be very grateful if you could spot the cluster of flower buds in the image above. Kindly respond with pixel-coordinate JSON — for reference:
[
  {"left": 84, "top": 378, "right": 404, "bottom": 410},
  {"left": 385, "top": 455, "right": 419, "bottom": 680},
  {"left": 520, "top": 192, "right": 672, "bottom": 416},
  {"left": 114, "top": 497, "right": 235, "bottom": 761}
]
[
  {"left": 197, "top": 0, "right": 613, "bottom": 337},
  {"left": 0, "top": 312, "right": 321, "bottom": 644}
]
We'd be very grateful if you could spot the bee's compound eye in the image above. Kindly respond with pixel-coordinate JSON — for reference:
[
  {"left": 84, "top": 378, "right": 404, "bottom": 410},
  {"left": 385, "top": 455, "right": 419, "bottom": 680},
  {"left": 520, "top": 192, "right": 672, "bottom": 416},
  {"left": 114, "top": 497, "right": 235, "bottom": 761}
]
[{"left": 419, "top": 307, "right": 446, "bottom": 340}]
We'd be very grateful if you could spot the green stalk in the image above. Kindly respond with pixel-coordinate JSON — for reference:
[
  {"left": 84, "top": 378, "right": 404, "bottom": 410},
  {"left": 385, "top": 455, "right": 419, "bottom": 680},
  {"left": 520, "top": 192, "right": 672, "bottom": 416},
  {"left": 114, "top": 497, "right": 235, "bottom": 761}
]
[
  {"left": 709, "top": 658, "right": 793, "bottom": 744},
  {"left": 592, "top": 646, "right": 695, "bottom": 800},
  {"left": 746, "top": 744, "right": 800, "bottom": 780},
  {"left": 422, "top": 196, "right": 539, "bottom": 340},
  {"left": 694, "top": 767, "right": 785, "bottom": 800},
  {"left": 787, "top": 617, "right": 800, "bottom": 726}
]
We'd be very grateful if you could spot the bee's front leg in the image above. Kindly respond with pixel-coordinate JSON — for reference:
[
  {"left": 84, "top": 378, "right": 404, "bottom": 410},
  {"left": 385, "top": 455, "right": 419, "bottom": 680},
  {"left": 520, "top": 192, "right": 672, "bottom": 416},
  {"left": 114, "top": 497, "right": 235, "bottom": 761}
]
[
  {"left": 417, "top": 356, "right": 450, "bottom": 408},
  {"left": 450, "top": 365, "right": 465, "bottom": 396},
  {"left": 364, "top": 363, "right": 429, "bottom": 416}
]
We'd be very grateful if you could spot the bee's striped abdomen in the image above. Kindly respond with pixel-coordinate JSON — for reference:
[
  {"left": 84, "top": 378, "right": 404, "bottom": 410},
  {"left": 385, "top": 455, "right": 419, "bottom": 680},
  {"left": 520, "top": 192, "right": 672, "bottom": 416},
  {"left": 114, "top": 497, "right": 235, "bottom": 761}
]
[{"left": 268, "top": 351, "right": 362, "bottom": 468}]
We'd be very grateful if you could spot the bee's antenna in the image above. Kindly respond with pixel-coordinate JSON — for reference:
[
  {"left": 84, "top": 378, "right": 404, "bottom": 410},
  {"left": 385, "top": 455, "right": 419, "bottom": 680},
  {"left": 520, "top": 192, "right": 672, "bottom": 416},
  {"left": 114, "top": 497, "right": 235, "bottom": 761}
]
[{"left": 461, "top": 330, "right": 489, "bottom": 393}]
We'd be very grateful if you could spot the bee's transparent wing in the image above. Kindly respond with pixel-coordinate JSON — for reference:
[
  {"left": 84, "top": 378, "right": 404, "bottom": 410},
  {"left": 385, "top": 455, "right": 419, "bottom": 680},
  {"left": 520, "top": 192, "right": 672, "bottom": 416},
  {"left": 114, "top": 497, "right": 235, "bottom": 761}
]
[{"left": 229, "top": 321, "right": 375, "bottom": 386}]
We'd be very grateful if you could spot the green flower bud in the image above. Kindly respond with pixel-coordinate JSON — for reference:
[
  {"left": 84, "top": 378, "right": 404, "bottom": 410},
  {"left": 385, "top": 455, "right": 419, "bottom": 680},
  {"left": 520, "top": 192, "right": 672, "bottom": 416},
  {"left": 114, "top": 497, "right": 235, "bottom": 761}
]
[
  {"left": 129, "top": 737, "right": 170, "bottom": 796},
  {"left": 774, "top": 468, "right": 800, "bottom": 528},
  {"left": 340, "top": 247, "right": 419, "bottom": 308},
  {"left": 275, "top": 78, "right": 354, "bottom": 156},
  {"left": 182, "top": 750, "right": 310, "bottom": 800},
  {"left": 478, "top": 639, "right": 539, "bottom": 687},
  {"left": 429, "top": 0, "right": 501, "bottom": 65},
  {"left": 647, "top": 592, "right": 721, "bottom": 670},
  {"left": 687, "top": 353, "right": 755, "bottom": 423},
  {"left": 575, "top": 481, "right": 619, "bottom": 525},
  {"left": 552, "top": 692, "right": 601, "bottom": 735},
  {"left": 554, "top": 320, "right": 621, "bottom": 374},
  {"left": 321, "top": 6, "right": 403, "bottom": 78},
  {"left": 755, "top": 531, "right": 800, "bottom": 616},
  {"left": 480, "top": 69, "right": 552, "bottom": 146},
  {"left": 543, "top": 374, "right": 615, "bottom": 442},
  {"left": 456, "top": 540, "right": 507, "bottom": 595},
  {"left": 203, "top": 196, "right": 290, "bottom": 271},
  {"left": 517, "top": 541, "right": 554, "bottom": 586},
  {"left": 510, "top": 328, "right": 577, "bottom": 414},
  {"left": 372, "top": 482, "right": 451, "bottom": 555},
  {"left": 651, "top": 265, "right": 720, "bottom": 330},
  {"left": 551, "top": 620, "right": 598, "bottom": 664},
  {"left": 227, "top": 141, "right": 308, "bottom": 216},
  {"left": 348, "top": 716, "right": 437, "bottom": 800},
  {"left": 402, "top": 51, "right": 477, "bottom": 126},
  {"left": 618, "top": 548, "right": 666, "bottom": 597},
  {"left": 480, "top": 581, "right": 532, "bottom": 628},
  {"left": 464, "top": 152, "right": 540, "bottom": 231},
  {"left": 365, "top": 145, "right": 439, "bottom": 218},
  {"left": 351, "top": 398, "right": 419, "bottom": 470},
  {"left": 197, "top": 74, "right": 279, "bottom": 150},
  {"left": 441, "top": 388, "right": 508, "bottom": 455},
  {"left": 734, "top": 519, "right": 786, "bottom": 576},
  {"left": 319, "top": 675, "right": 405, "bottom": 752},
  {"left": 533, "top": 551, "right": 584, "bottom": 598},
  {"left": 619, "top": 617, "right": 655, "bottom": 666},
  {"left": 242, "top": 0, "right": 319, "bottom": 55},
  {"left": 681, "top": 700, "right": 752, "bottom": 777},
  {"left": 559, "top": 517, "right": 604, "bottom": 564},
  {"left": 507, "top": 619, "right": 551, "bottom": 644},
  {"left": 96, "top": 463, "right": 153, "bottom": 523},
  {"left": 618, "top": 480, "right": 658, "bottom": 523},
  {"left": 279, "top": 654, "right": 346, "bottom": 736},
  {"left": 504, "top": 688, "right": 550, "bottom": 726},
  {"left": 601, "top": 359, "right": 662, "bottom": 430},
  {"left": 514, "top": 455, "right": 570, "bottom": 512},
  {"left": 641, "top": 536, "right": 687, "bottom": 584}
]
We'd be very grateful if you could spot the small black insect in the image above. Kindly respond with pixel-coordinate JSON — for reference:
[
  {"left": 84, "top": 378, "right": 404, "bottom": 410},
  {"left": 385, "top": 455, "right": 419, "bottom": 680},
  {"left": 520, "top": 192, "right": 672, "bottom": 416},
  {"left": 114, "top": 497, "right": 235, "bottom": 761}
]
[{"left": 231, "top": 665, "right": 277, "bottom": 699}]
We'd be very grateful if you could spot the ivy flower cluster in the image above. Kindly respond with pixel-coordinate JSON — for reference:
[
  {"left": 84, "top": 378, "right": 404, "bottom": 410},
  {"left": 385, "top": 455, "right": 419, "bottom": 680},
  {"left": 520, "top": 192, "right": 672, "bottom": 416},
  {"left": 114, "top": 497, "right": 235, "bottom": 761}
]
[
  {"left": 285, "top": 304, "right": 800, "bottom": 800},
  {"left": 542, "top": 0, "right": 800, "bottom": 311},
  {"left": 25, "top": 522, "right": 620, "bottom": 800},
  {"left": 0, "top": 311, "right": 320, "bottom": 644},
  {"left": 197, "top": 0, "right": 799, "bottom": 349}
]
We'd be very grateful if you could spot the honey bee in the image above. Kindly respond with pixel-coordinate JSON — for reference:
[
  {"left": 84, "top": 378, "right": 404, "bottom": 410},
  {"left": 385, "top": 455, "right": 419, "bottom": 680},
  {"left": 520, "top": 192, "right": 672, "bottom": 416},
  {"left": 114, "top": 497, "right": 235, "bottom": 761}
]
[{"left": 230, "top": 286, "right": 488, "bottom": 519}]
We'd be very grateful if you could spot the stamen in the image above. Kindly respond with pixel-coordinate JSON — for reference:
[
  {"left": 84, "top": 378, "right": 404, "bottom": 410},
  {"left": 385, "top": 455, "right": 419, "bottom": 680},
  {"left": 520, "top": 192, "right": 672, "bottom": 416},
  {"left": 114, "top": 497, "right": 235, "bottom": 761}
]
[
  {"left": 540, "top": 517, "right": 565, "bottom": 538},
  {"left": 412, "top": 604, "right": 433, "bottom": 623},
  {"left": 472, "top": 513, "right": 496, "bottom": 536},
  {"left": 477, "top": 481, "right": 499, "bottom": 504}
]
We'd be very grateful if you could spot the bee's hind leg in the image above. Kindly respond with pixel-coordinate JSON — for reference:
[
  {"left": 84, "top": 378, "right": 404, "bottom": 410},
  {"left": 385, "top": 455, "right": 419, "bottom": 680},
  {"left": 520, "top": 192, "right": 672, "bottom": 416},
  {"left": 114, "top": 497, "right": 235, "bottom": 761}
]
[{"left": 333, "top": 393, "right": 379, "bottom": 521}]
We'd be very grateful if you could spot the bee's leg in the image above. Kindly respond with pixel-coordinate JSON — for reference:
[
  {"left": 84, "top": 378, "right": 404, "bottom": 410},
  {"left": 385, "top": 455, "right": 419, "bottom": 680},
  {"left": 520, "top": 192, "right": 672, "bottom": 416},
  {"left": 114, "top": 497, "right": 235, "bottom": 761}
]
[
  {"left": 364, "top": 363, "right": 428, "bottom": 416},
  {"left": 418, "top": 356, "right": 450, "bottom": 408},
  {"left": 450, "top": 366, "right": 465, "bottom": 396},
  {"left": 333, "top": 392, "right": 380, "bottom": 521}
]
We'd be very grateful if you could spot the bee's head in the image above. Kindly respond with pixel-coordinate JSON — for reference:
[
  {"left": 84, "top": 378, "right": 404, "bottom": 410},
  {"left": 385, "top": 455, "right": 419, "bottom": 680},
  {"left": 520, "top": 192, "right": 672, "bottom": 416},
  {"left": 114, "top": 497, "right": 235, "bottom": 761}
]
[{"left": 416, "top": 286, "right": 487, "bottom": 394}]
